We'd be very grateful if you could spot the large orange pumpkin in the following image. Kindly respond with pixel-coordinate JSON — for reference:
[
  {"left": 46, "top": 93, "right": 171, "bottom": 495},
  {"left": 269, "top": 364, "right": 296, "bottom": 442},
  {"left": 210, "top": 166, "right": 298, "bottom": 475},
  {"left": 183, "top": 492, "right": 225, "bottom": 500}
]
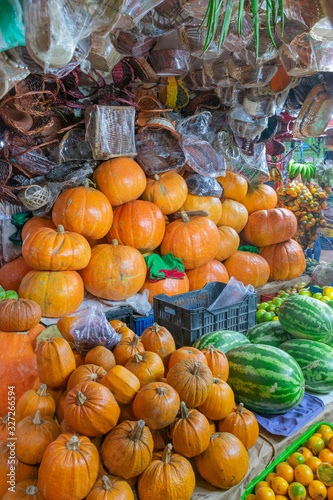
[
  {"left": 187, "top": 260, "right": 229, "bottom": 291},
  {"left": 171, "top": 402, "right": 211, "bottom": 458},
  {"left": 19, "top": 270, "right": 84, "bottom": 318},
  {"left": 166, "top": 360, "right": 213, "bottom": 408},
  {"left": 37, "top": 337, "right": 76, "bottom": 388},
  {"left": 217, "top": 172, "right": 248, "bottom": 202},
  {"left": 160, "top": 213, "right": 220, "bottom": 270},
  {"left": 215, "top": 226, "right": 240, "bottom": 262},
  {"left": 168, "top": 346, "right": 208, "bottom": 369},
  {"left": 0, "top": 299, "right": 41, "bottom": 332},
  {"left": 140, "top": 275, "right": 190, "bottom": 304},
  {"left": 94, "top": 157, "right": 147, "bottom": 207},
  {"left": 66, "top": 364, "right": 107, "bottom": 390},
  {"left": 107, "top": 200, "right": 165, "bottom": 252},
  {"left": 241, "top": 184, "right": 277, "bottom": 214},
  {"left": 52, "top": 180, "right": 113, "bottom": 239},
  {"left": 101, "top": 365, "right": 140, "bottom": 405},
  {"left": 259, "top": 239, "right": 306, "bottom": 281},
  {"left": 133, "top": 382, "right": 180, "bottom": 430},
  {"left": 0, "top": 257, "right": 32, "bottom": 293},
  {"left": 142, "top": 171, "right": 188, "bottom": 215},
  {"left": 198, "top": 378, "right": 235, "bottom": 420},
  {"left": 22, "top": 225, "right": 91, "bottom": 271},
  {"left": 16, "top": 384, "right": 56, "bottom": 423},
  {"left": 21, "top": 217, "right": 56, "bottom": 242},
  {"left": 224, "top": 251, "right": 270, "bottom": 287},
  {"left": 125, "top": 352, "right": 165, "bottom": 388},
  {"left": 243, "top": 208, "right": 297, "bottom": 247},
  {"left": 180, "top": 194, "right": 222, "bottom": 225},
  {"left": 218, "top": 199, "right": 248, "bottom": 233},
  {"left": 80, "top": 242, "right": 146, "bottom": 301}
]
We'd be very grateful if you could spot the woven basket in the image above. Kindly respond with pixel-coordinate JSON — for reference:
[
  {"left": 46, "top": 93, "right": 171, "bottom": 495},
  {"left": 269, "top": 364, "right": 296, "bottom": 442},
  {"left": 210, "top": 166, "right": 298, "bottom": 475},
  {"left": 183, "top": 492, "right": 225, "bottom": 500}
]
[
  {"left": 325, "top": 128, "right": 333, "bottom": 151},
  {"left": 127, "top": 56, "right": 159, "bottom": 83},
  {"left": 149, "top": 49, "right": 191, "bottom": 76},
  {"left": 18, "top": 184, "right": 50, "bottom": 210},
  {"left": 292, "top": 84, "right": 333, "bottom": 139}
]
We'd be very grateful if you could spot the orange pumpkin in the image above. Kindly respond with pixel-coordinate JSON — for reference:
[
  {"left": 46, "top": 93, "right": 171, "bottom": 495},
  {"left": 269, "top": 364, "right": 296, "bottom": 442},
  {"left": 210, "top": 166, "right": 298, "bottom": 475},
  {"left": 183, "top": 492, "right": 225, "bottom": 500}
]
[
  {"left": 217, "top": 172, "right": 248, "bottom": 202},
  {"left": 107, "top": 200, "right": 165, "bottom": 252},
  {"left": 140, "top": 275, "right": 190, "bottom": 304},
  {"left": 113, "top": 334, "right": 145, "bottom": 366},
  {"left": 187, "top": 259, "right": 229, "bottom": 291},
  {"left": 85, "top": 346, "right": 116, "bottom": 372},
  {"left": 109, "top": 320, "right": 127, "bottom": 331},
  {"left": 141, "top": 323, "right": 175, "bottom": 368},
  {"left": 16, "top": 384, "right": 56, "bottom": 422},
  {"left": 198, "top": 378, "right": 235, "bottom": 420},
  {"left": 180, "top": 194, "right": 222, "bottom": 225},
  {"left": 101, "top": 365, "right": 140, "bottom": 405},
  {"left": 22, "top": 225, "right": 91, "bottom": 271},
  {"left": 2, "top": 479, "right": 44, "bottom": 500},
  {"left": 0, "top": 415, "right": 8, "bottom": 444},
  {"left": 169, "top": 346, "right": 208, "bottom": 369},
  {"left": 0, "top": 442, "right": 38, "bottom": 497},
  {"left": 0, "top": 299, "right": 41, "bottom": 333},
  {"left": 56, "top": 390, "right": 67, "bottom": 422},
  {"left": 21, "top": 216, "right": 56, "bottom": 242},
  {"left": 133, "top": 382, "right": 180, "bottom": 429},
  {"left": 218, "top": 199, "right": 248, "bottom": 233},
  {"left": 56, "top": 314, "right": 77, "bottom": 343},
  {"left": 224, "top": 251, "right": 270, "bottom": 287},
  {"left": 32, "top": 376, "right": 63, "bottom": 405},
  {"left": 259, "top": 239, "right": 306, "bottom": 281},
  {"left": 80, "top": 242, "right": 146, "bottom": 301},
  {"left": 215, "top": 226, "right": 240, "bottom": 261},
  {"left": 28, "top": 324, "right": 45, "bottom": 350},
  {"left": 87, "top": 475, "right": 135, "bottom": 500},
  {"left": 166, "top": 360, "right": 213, "bottom": 408},
  {"left": 125, "top": 352, "right": 165, "bottom": 388},
  {"left": 73, "top": 350, "right": 85, "bottom": 367},
  {"left": 241, "top": 184, "right": 277, "bottom": 215},
  {"left": 142, "top": 171, "right": 188, "bottom": 215},
  {"left": 218, "top": 403, "right": 259, "bottom": 449},
  {"left": 66, "top": 364, "right": 107, "bottom": 390},
  {"left": 195, "top": 432, "right": 249, "bottom": 489},
  {"left": 171, "top": 401, "right": 211, "bottom": 457},
  {"left": 52, "top": 180, "right": 113, "bottom": 239},
  {"left": 19, "top": 270, "right": 84, "bottom": 318},
  {"left": 94, "top": 157, "right": 147, "bottom": 207},
  {"left": 0, "top": 256, "right": 32, "bottom": 293},
  {"left": 87, "top": 236, "right": 108, "bottom": 248},
  {"left": 160, "top": 213, "right": 220, "bottom": 270},
  {"left": 36, "top": 337, "right": 76, "bottom": 388},
  {"left": 244, "top": 208, "right": 298, "bottom": 247},
  {"left": 201, "top": 345, "right": 229, "bottom": 381}
]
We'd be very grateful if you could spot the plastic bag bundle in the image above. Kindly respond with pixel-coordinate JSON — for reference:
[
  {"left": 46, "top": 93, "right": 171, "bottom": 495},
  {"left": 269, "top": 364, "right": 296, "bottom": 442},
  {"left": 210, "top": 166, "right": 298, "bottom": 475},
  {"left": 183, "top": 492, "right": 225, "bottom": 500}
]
[
  {"left": 181, "top": 134, "right": 226, "bottom": 177},
  {"left": 0, "top": 50, "right": 29, "bottom": 100},
  {"left": 175, "top": 111, "right": 214, "bottom": 143},
  {"left": 280, "top": 35, "right": 333, "bottom": 76},
  {"left": 228, "top": 105, "right": 268, "bottom": 139},
  {"left": 208, "top": 277, "right": 254, "bottom": 311},
  {"left": 185, "top": 174, "right": 223, "bottom": 197},
  {"left": 87, "top": 34, "right": 123, "bottom": 73},
  {"left": 111, "top": 28, "right": 157, "bottom": 57},
  {"left": 227, "top": 144, "right": 270, "bottom": 185},
  {"left": 114, "top": 0, "right": 165, "bottom": 31}
]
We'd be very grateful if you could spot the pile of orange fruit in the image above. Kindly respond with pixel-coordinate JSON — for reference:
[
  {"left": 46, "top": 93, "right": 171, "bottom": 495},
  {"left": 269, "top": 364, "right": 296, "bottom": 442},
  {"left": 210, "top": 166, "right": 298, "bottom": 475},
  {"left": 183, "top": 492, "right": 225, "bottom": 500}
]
[{"left": 245, "top": 424, "right": 333, "bottom": 500}]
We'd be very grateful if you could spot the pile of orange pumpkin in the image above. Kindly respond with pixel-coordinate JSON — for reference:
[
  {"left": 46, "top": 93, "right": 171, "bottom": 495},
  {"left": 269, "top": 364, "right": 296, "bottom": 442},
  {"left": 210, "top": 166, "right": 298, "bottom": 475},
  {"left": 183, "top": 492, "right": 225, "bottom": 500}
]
[{"left": 0, "top": 299, "right": 261, "bottom": 499}]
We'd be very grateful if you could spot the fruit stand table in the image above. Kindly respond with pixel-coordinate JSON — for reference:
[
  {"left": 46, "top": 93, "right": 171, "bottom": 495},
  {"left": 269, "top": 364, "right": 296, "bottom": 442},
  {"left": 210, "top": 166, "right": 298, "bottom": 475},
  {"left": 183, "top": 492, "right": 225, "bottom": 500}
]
[{"left": 256, "top": 275, "right": 311, "bottom": 303}]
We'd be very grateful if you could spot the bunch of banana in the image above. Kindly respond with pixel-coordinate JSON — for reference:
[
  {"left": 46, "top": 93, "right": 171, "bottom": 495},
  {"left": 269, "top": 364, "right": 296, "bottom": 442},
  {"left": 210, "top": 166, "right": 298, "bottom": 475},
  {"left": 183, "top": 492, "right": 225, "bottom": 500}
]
[{"left": 288, "top": 160, "right": 315, "bottom": 183}]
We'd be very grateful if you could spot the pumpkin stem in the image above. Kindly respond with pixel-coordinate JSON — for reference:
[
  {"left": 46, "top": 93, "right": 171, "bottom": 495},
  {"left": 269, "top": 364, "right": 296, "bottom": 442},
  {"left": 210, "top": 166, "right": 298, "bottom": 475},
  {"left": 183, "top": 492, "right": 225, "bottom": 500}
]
[
  {"left": 32, "top": 410, "right": 43, "bottom": 425},
  {"left": 152, "top": 322, "right": 160, "bottom": 332},
  {"left": 207, "top": 344, "right": 216, "bottom": 352},
  {"left": 162, "top": 443, "right": 173, "bottom": 463},
  {"left": 111, "top": 239, "right": 118, "bottom": 246},
  {"left": 236, "top": 403, "right": 244, "bottom": 414},
  {"left": 156, "top": 386, "right": 167, "bottom": 396},
  {"left": 57, "top": 225, "right": 65, "bottom": 234},
  {"left": 102, "top": 475, "right": 112, "bottom": 491},
  {"left": 193, "top": 362, "right": 201, "bottom": 375},
  {"left": 75, "top": 391, "right": 87, "bottom": 406},
  {"left": 84, "top": 178, "right": 97, "bottom": 189},
  {"left": 131, "top": 335, "right": 140, "bottom": 349},
  {"left": 26, "top": 486, "right": 39, "bottom": 495},
  {"left": 2, "top": 414, "right": 9, "bottom": 424},
  {"left": 180, "top": 401, "right": 189, "bottom": 419},
  {"left": 213, "top": 378, "right": 220, "bottom": 384},
  {"left": 36, "top": 384, "right": 48, "bottom": 397},
  {"left": 91, "top": 373, "right": 98, "bottom": 381},
  {"left": 154, "top": 174, "right": 160, "bottom": 181},
  {"left": 134, "top": 353, "right": 143, "bottom": 363},
  {"left": 129, "top": 420, "right": 145, "bottom": 441},
  {"left": 66, "top": 434, "right": 81, "bottom": 451},
  {"left": 181, "top": 211, "right": 190, "bottom": 223}
]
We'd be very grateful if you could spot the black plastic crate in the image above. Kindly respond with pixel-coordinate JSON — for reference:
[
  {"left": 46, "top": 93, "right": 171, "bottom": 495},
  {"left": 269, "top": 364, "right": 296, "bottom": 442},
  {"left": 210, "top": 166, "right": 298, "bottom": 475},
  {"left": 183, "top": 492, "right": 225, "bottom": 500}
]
[
  {"left": 105, "top": 306, "right": 134, "bottom": 330},
  {"left": 153, "top": 282, "right": 257, "bottom": 347}
]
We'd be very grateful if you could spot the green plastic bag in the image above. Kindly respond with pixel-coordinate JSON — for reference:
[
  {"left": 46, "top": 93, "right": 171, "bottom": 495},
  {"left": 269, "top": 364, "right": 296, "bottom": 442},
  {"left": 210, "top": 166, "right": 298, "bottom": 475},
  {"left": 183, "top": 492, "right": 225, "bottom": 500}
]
[{"left": 0, "top": 0, "right": 25, "bottom": 51}]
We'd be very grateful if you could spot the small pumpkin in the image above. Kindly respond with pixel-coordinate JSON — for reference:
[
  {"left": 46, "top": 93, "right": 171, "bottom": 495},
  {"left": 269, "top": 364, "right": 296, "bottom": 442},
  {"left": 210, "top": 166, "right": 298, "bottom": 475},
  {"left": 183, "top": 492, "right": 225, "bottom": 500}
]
[
  {"left": 201, "top": 345, "right": 229, "bottom": 381},
  {"left": 216, "top": 171, "right": 248, "bottom": 202},
  {"left": 180, "top": 194, "right": 222, "bottom": 224},
  {"left": 243, "top": 208, "right": 297, "bottom": 247},
  {"left": 87, "top": 474, "right": 135, "bottom": 500},
  {"left": 113, "top": 335, "right": 145, "bottom": 366},
  {"left": 56, "top": 390, "right": 67, "bottom": 422},
  {"left": 115, "top": 326, "right": 135, "bottom": 339},
  {"left": 166, "top": 360, "right": 213, "bottom": 408},
  {"left": 64, "top": 381, "right": 120, "bottom": 437},
  {"left": 138, "top": 444, "right": 195, "bottom": 500},
  {"left": 259, "top": 239, "right": 306, "bottom": 281},
  {"left": 215, "top": 226, "right": 240, "bottom": 262},
  {"left": 0, "top": 256, "right": 32, "bottom": 293},
  {"left": 168, "top": 346, "right": 207, "bottom": 370},
  {"left": 73, "top": 350, "right": 85, "bottom": 367},
  {"left": 109, "top": 320, "right": 127, "bottom": 331},
  {"left": 171, "top": 401, "right": 211, "bottom": 457},
  {"left": 133, "top": 382, "right": 180, "bottom": 430},
  {"left": 0, "top": 415, "right": 8, "bottom": 444},
  {"left": 16, "top": 410, "right": 60, "bottom": 464},
  {"left": 67, "top": 364, "right": 107, "bottom": 390},
  {"left": 21, "top": 216, "right": 56, "bottom": 241},
  {"left": 187, "top": 260, "right": 229, "bottom": 291},
  {"left": 198, "top": 378, "right": 235, "bottom": 420},
  {"left": 85, "top": 346, "right": 116, "bottom": 372},
  {"left": 140, "top": 275, "right": 190, "bottom": 304},
  {"left": 36, "top": 337, "right": 76, "bottom": 387},
  {"left": 241, "top": 184, "right": 277, "bottom": 214},
  {"left": 224, "top": 251, "right": 270, "bottom": 287},
  {"left": 56, "top": 314, "right": 77, "bottom": 343},
  {"left": 125, "top": 352, "right": 165, "bottom": 388},
  {"left": 28, "top": 324, "right": 46, "bottom": 350},
  {"left": 2, "top": 479, "right": 44, "bottom": 500},
  {"left": 218, "top": 403, "right": 259, "bottom": 450},
  {"left": 16, "top": 384, "right": 56, "bottom": 422},
  {"left": 101, "top": 365, "right": 140, "bottom": 405},
  {"left": 141, "top": 323, "right": 175, "bottom": 369},
  {"left": 0, "top": 442, "right": 38, "bottom": 498},
  {"left": 218, "top": 199, "right": 249, "bottom": 233},
  {"left": 38, "top": 433, "right": 99, "bottom": 500},
  {"left": 0, "top": 299, "right": 41, "bottom": 333},
  {"left": 101, "top": 420, "right": 153, "bottom": 479},
  {"left": 32, "top": 376, "right": 63, "bottom": 405},
  {"left": 142, "top": 171, "right": 188, "bottom": 215}
]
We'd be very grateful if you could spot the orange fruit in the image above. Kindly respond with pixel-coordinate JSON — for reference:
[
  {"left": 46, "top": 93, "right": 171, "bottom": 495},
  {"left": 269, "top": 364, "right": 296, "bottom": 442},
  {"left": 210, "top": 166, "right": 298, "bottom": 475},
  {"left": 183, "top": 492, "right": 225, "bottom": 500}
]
[
  {"left": 327, "top": 486, "right": 333, "bottom": 500},
  {"left": 298, "top": 447, "right": 313, "bottom": 461},
  {"left": 276, "top": 462, "right": 294, "bottom": 483},
  {"left": 288, "top": 481, "right": 307, "bottom": 500},
  {"left": 255, "top": 481, "right": 271, "bottom": 493},
  {"left": 266, "top": 473, "right": 278, "bottom": 487},
  {"left": 271, "top": 476, "right": 289, "bottom": 496},
  {"left": 308, "top": 480, "right": 327, "bottom": 500},
  {"left": 245, "top": 495, "right": 256, "bottom": 500},
  {"left": 317, "top": 463, "right": 333, "bottom": 487},
  {"left": 313, "top": 433, "right": 324, "bottom": 438},
  {"left": 329, "top": 436, "right": 333, "bottom": 453},
  {"left": 318, "top": 449, "right": 333, "bottom": 465},
  {"left": 294, "top": 464, "right": 314, "bottom": 486},
  {"left": 317, "top": 425, "right": 333, "bottom": 443},
  {"left": 307, "top": 436, "right": 325, "bottom": 456},
  {"left": 256, "top": 487, "right": 276, "bottom": 500},
  {"left": 276, "top": 497, "right": 288, "bottom": 500},
  {"left": 289, "top": 453, "right": 306, "bottom": 468},
  {"left": 306, "top": 457, "right": 322, "bottom": 474}
]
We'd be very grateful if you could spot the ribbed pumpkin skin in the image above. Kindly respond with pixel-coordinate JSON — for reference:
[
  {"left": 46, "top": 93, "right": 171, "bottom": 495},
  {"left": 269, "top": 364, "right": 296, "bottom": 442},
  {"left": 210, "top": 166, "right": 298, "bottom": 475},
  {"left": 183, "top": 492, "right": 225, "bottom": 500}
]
[
  {"left": 37, "top": 338, "right": 76, "bottom": 388},
  {"left": 81, "top": 243, "right": 146, "bottom": 301},
  {"left": 201, "top": 346, "right": 229, "bottom": 381},
  {"left": 244, "top": 208, "right": 297, "bottom": 247},
  {"left": 107, "top": 200, "right": 165, "bottom": 252},
  {"left": 224, "top": 251, "right": 270, "bottom": 287},
  {"left": 21, "top": 217, "right": 56, "bottom": 242},
  {"left": 94, "top": 157, "right": 147, "bottom": 207},
  {"left": 218, "top": 199, "right": 248, "bottom": 233},
  {"left": 125, "top": 352, "right": 165, "bottom": 389},
  {"left": 66, "top": 364, "right": 107, "bottom": 390},
  {"left": 133, "top": 382, "right": 180, "bottom": 430},
  {"left": 140, "top": 275, "right": 190, "bottom": 304},
  {"left": 180, "top": 194, "right": 223, "bottom": 225},
  {"left": 198, "top": 378, "right": 235, "bottom": 420},
  {"left": 19, "top": 270, "right": 84, "bottom": 318},
  {"left": 160, "top": 216, "right": 220, "bottom": 270},
  {"left": 16, "top": 385, "right": 56, "bottom": 423},
  {"left": 215, "top": 226, "right": 240, "bottom": 262},
  {"left": 2, "top": 479, "right": 44, "bottom": 499},
  {"left": 259, "top": 239, "right": 306, "bottom": 281},
  {"left": 0, "top": 257, "right": 32, "bottom": 293},
  {"left": 187, "top": 260, "right": 229, "bottom": 291},
  {"left": 87, "top": 475, "right": 135, "bottom": 500},
  {"left": 142, "top": 172, "right": 188, "bottom": 215},
  {"left": 0, "top": 442, "right": 38, "bottom": 498},
  {"left": 241, "top": 184, "right": 277, "bottom": 214},
  {"left": 218, "top": 404, "right": 259, "bottom": 450},
  {"left": 52, "top": 185, "right": 113, "bottom": 239},
  {"left": 0, "top": 299, "right": 41, "bottom": 332},
  {"left": 16, "top": 412, "right": 60, "bottom": 464},
  {"left": 85, "top": 346, "right": 116, "bottom": 372},
  {"left": 101, "top": 365, "right": 140, "bottom": 405},
  {"left": 141, "top": 324, "right": 175, "bottom": 367},
  {"left": 216, "top": 172, "right": 248, "bottom": 202},
  {"left": 171, "top": 403, "right": 211, "bottom": 458}
]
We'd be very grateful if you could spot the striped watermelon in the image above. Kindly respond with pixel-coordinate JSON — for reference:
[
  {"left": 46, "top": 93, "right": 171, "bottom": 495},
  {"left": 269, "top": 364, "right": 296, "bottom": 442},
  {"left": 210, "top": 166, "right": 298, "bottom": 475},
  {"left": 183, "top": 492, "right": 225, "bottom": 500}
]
[
  {"left": 226, "top": 344, "right": 305, "bottom": 414},
  {"left": 280, "top": 339, "right": 333, "bottom": 394},
  {"left": 246, "top": 321, "right": 293, "bottom": 347},
  {"left": 278, "top": 295, "right": 333, "bottom": 343},
  {"left": 193, "top": 330, "right": 250, "bottom": 353}
]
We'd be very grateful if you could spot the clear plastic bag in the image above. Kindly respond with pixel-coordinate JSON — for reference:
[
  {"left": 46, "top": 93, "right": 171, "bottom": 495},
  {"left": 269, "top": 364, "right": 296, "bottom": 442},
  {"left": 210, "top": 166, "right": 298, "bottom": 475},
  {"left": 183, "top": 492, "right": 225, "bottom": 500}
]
[
  {"left": 225, "top": 144, "right": 270, "bottom": 186},
  {"left": 185, "top": 174, "right": 223, "bottom": 197},
  {"left": 1, "top": 219, "right": 22, "bottom": 263},
  {"left": 280, "top": 35, "right": 333, "bottom": 76},
  {"left": 111, "top": 28, "right": 157, "bottom": 57},
  {"left": 0, "top": 50, "right": 29, "bottom": 100},
  {"left": 207, "top": 277, "right": 254, "bottom": 311},
  {"left": 113, "top": 0, "right": 165, "bottom": 31},
  {"left": 228, "top": 105, "right": 268, "bottom": 139},
  {"left": 70, "top": 303, "right": 121, "bottom": 355},
  {"left": 87, "top": 34, "right": 123, "bottom": 73},
  {"left": 175, "top": 112, "right": 214, "bottom": 143},
  {"left": 181, "top": 134, "right": 226, "bottom": 177}
]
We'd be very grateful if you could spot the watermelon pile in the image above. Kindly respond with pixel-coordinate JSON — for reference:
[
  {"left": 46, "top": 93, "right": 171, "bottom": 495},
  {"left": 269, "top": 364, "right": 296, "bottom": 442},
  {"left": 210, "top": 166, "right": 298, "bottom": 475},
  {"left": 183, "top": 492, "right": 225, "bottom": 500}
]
[
  {"left": 246, "top": 321, "right": 293, "bottom": 347},
  {"left": 193, "top": 330, "right": 250, "bottom": 353}
]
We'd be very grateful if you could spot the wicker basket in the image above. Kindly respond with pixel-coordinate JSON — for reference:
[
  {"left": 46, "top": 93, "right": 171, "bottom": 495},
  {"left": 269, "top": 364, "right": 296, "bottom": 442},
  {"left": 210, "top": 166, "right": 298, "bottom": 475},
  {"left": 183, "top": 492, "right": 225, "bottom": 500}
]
[
  {"left": 18, "top": 184, "right": 50, "bottom": 210},
  {"left": 292, "top": 84, "right": 333, "bottom": 139}
]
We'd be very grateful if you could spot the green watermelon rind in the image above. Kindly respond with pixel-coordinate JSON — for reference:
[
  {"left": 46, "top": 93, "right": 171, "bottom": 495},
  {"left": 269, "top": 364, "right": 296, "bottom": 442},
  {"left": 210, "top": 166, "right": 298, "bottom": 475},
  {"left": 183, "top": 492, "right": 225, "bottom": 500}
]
[
  {"left": 193, "top": 330, "right": 250, "bottom": 353},
  {"left": 246, "top": 321, "right": 293, "bottom": 347}
]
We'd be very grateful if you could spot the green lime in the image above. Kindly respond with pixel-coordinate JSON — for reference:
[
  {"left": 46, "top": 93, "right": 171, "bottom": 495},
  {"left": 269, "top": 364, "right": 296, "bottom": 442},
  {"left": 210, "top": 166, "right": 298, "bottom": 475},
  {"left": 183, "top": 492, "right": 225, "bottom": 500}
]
[
  {"left": 280, "top": 293, "right": 290, "bottom": 299},
  {"left": 263, "top": 312, "right": 275, "bottom": 322},
  {"left": 258, "top": 303, "right": 269, "bottom": 310},
  {"left": 299, "top": 290, "right": 312, "bottom": 297},
  {"left": 0, "top": 286, "right": 5, "bottom": 300},
  {"left": 4, "top": 290, "right": 18, "bottom": 299},
  {"left": 272, "top": 297, "right": 284, "bottom": 306},
  {"left": 313, "top": 293, "right": 323, "bottom": 300},
  {"left": 321, "top": 296, "right": 331, "bottom": 303},
  {"left": 256, "top": 310, "right": 265, "bottom": 323},
  {"left": 267, "top": 305, "right": 276, "bottom": 312}
]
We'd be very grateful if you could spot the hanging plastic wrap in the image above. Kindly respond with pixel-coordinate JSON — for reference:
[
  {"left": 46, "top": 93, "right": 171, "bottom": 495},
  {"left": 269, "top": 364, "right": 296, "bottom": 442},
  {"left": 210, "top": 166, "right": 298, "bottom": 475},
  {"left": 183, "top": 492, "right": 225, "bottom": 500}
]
[
  {"left": 113, "top": 0, "right": 165, "bottom": 31},
  {"left": 151, "top": 0, "right": 193, "bottom": 31},
  {"left": 58, "top": 129, "right": 93, "bottom": 163},
  {"left": 185, "top": 174, "right": 223, "bottom": 197},
  {"left": 179, "top": 25, "right": 226, "bottom": 60},
  {"left": 136, "top": 11, "right": 166, "bottom": 37},
  {"left": 203, "top": 58, "right": 237, "bottom": 88},
  {"left": 241, "top": 29, "right": 281, "bottom": 67},
  {"left": 220, "top": 13, "right": 254, "bottom": 53},
  {"left": 111, "top": 29, "right": 157, "bottom": 57},
  {"left": 87, "top": 34, "right": 123, "bottom": 73},
  {"left": 183, "top": 59, "right": 216, "bottom": 91},
  {"left": 292, "top": 83, "right": 333, "bottom": 139},
  {"left": 227, "top": 58, "right": 278, "bottom": 88},
  {"left": 0, "top": 50, "right": 29, "bottom": 100},
  {"left": 243, "top": 91, "right": 277, "bottom": 119},
  {"left": 175, "top": 112, "right": 214, "bottom": 143},
  {"left": 280, "top": 35, "right": 333, "bottom": 76},
  {"left": 283, "top": 0, "right": 326, "bottom": 32},
  {"left": 228, "top": 105, "right": 268, "bottom": 139},
  {"left": 216, "top": 86, "right": 245, "bottom": 107},
  {"left": 148, "top": 31, "right": 191, "bottom": 76},
  {"left": 181, "top": 134, "right": 226, "bottom": 177}
]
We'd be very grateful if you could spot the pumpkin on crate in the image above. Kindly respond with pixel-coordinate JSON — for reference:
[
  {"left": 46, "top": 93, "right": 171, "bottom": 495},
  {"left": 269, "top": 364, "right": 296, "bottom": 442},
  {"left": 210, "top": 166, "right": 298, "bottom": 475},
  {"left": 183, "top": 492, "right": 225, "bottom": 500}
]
[
  {"left": 243, "top": 208, "right": 297, "bottom": 247},
  {"left": 132, "top": 382, "right": 180, "bottom": 430},
  {"left": 19, "top": 270, "right": 84, "bottom": 318},
  {"left": 52, "top": 180, "right": 113, "bottom": 239},
  {"left": 198, "top": 378, "right": 235, "bottom": 420},
  {"left": 217, "top": 171, "right": 248, "bottom": 202},
  {"left": 87, "top": 475, "right": 135, "bottom": 500},
  {"left": 201, "top": 345, "right": 229, "bottom": 381},
  {"left": 166, "top": 360, "right": 213, "bottom": 408},
  {"left": 36, "top": 337, "right": 76, "bottom": 388},
  {"left": 0, "top": 442, "right": 38, "bottom": 497},
  {"left": 224, "top": 251, "right": 270, "bottom": 287},
  {"left": 85, "top": 346, "right": 116, "bottom": 372},
  {"left": 38, "top": 434, "right": 99, "bottom": 500},
  {"left": 66, "top": 364, "right": 107, "bottom": 391},
  {"left": 187, "top": 259, "right": 229, "bottom": 291},
  {"left": 125, "top": 352, "right": 165, "bottom": 388},
  {"left": 101, "top": 420, "right": 153, "bottom": 479},
  {"left": 218, "top": 403, "right": 259, "bottom": 450},
  {"left": 21, "top": 216, "right": 56, "bottom": 242},
  {"left": 107, "top": 200, "right": 165, "bottom": 253},
  {"left": 141, "top": 323, "right": 175, "bottom": 368},
  {"left": 0, "top": 257, "right": 32, "bottom": 293},
  {"left": 180, "top": 194, "right": 222, "bottom": 225},
  {"left": 2, "top": 479, "right": 44, "bottom": 500},
  {"left": 168, "top": 346, "right": 208, "bottom": 369},
  {"left": 101, "top": 365, "right": 140, "bottom": 405},
  {"left": 22, "top": 225, "right": 91, "bottom": 271},
  {"left": 94, "top": 157, "right": 147, "bottom": 207},
  {"left": 140, "top": 274, "right": 190, "bottom": 304},
  {"left": 171, "top": 401, "right": 211, "bottom": 458},
  {"left": 259, "top": 239, "right": 306, "bottom": 281},
  {"left": 215, "top": 226, "right": 240, "bottom": 262},
  {"left": 138, "top": 444, "right": 195, "bottom": 500},
  {"left": 142, "top": 171, "right": 188, "bottom": 215},
  {"left": 113, "top": 335, "right": 145, "bottom": 366},
  {"left": 0, "top": 299, "right": 41, "bottom": 332},
  {"left": 241, "top": 183, "right": 277, "bottom": 214},
  {"left": 218, "top": 199, "right": 249, "bottom": 233},
  {"left": 80, "top": 242, "right": 146, "bottom": 301},
  {"left": 16, "top": 384, "right": 56, "bottom": 422},
  {"left": 160, "top": 213, "right": 220, "bottom": 270}
]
